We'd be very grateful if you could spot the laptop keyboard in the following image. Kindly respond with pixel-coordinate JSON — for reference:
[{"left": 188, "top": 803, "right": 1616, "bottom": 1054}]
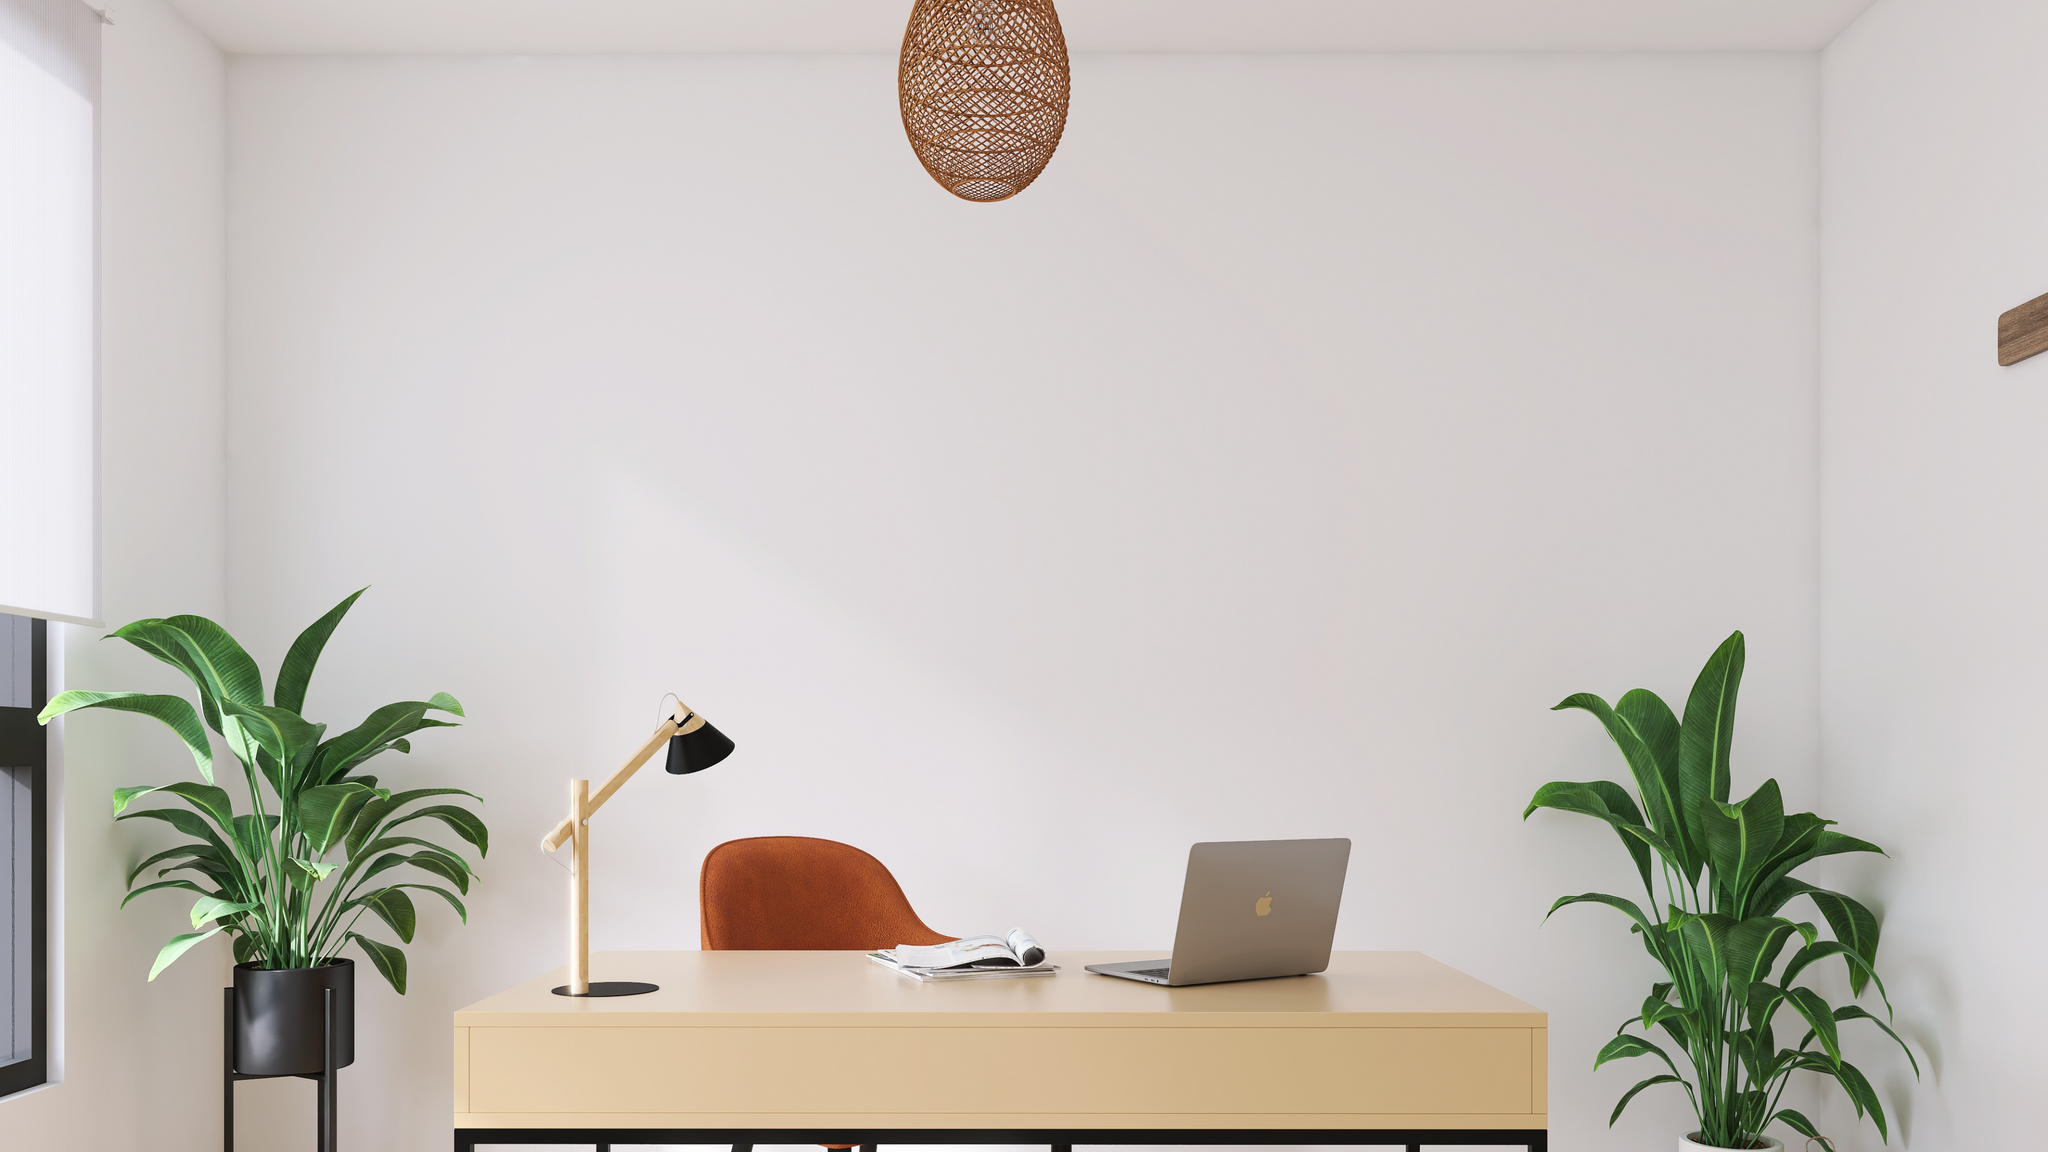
[{"left": 1130, "top": 967, "right": 1171, "bottom": 979}]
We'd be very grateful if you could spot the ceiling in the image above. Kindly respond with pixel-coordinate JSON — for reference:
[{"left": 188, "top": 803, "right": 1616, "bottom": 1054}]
[{"left": 161, "top": 0, "right": 1881, "bottom": 55}]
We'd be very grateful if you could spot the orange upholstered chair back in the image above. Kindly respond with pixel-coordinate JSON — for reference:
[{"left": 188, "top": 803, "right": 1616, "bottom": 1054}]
[{"left": 699, "top": 836, "right": 955, "bottom": 951}]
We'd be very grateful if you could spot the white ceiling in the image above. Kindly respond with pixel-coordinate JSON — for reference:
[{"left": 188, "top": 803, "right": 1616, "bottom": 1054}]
[{"left": 159, "top": 0, "right": 1880, "bottom": 56}]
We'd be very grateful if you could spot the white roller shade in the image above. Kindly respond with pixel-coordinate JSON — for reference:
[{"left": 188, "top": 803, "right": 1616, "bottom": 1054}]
[{"left": 0, "top": 0, "right": 99, "bottom": 626}]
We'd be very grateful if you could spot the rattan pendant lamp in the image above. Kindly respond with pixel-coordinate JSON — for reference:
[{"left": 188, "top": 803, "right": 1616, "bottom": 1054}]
[{"left": 898, "top": 0, "right": 1071, "bottom": 201}]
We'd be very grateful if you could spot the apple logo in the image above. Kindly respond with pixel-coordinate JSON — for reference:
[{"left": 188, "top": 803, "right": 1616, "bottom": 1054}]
[{"left": 1255, "top": 892, "right": 1273, "bottom": 917}]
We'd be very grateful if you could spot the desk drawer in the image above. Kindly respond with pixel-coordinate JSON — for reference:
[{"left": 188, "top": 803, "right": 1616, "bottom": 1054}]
[{"left": 467, "top": 1025, "right": 1533, "bottom": 1117}]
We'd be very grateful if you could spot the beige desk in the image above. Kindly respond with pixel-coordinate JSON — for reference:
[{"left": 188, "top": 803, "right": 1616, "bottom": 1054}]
[{"left": 453, "top": 950, "right": 1546, "bottom": 1150}]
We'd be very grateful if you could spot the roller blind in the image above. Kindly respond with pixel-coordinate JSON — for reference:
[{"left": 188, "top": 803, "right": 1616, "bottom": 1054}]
[{"left": 0, "top": 0, "right": 99, "bottom": 626}]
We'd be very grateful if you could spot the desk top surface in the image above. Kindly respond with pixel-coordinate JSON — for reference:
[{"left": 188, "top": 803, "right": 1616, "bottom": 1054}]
[{"left": 455, "top": 950, "right": 1544, "bottom": 1029}]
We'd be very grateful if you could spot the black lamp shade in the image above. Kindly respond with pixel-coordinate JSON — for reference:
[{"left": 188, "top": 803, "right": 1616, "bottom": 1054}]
[{"left": 665, "top": 720, "right": 735, "bottom": 774}]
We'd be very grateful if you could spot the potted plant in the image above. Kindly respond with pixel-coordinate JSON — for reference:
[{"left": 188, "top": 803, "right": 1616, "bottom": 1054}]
[
  {"left": 38, "top": 589, "right": 487, "bottom": 1076},
  {"left": 1525, "top": 631, "right": 1915, "bottom": 1151}
]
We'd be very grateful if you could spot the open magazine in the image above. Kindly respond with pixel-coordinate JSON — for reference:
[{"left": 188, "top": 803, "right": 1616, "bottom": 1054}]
[{"left": 868, "top": 928, "right": 1055, "bottom": 981}]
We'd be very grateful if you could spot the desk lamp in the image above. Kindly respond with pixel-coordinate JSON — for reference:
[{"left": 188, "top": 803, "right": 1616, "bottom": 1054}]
[{"left": 540, "top": 699, "right": 735, "bottom": 996}]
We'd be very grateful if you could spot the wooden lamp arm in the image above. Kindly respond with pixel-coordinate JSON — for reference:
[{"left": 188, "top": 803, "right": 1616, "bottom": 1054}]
[{"left": 539, "top": 701, "right": 704, "bottom": 850}]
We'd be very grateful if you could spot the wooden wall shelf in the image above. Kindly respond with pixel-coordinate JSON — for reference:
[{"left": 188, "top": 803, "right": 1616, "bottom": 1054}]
[{"left": 1998, "top": 290, "right": 2048, "bottom": 365}]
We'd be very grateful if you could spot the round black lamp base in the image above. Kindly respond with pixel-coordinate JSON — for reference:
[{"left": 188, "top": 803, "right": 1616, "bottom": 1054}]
[{"left": 551, "top": 981, "right": 660, "bottom": 997}]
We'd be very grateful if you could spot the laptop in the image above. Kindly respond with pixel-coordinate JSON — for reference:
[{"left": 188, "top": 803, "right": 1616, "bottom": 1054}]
[{"left": 1086, "top": 837, "right": 1351, "bottom": 986}]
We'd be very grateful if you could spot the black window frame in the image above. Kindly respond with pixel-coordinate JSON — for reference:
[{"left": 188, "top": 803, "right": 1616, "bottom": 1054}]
[{"left": 0, "top": 616, "right": 48, "bottom": 1096}]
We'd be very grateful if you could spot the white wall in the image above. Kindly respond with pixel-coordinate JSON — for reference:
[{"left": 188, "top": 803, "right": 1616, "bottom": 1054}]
[
  {"left": 1820, "top": 0, "right": 2048, "bottom": 1148},
  {"left": 221, "top": 52, "right": 1822, "bottom": 1152},
  {"left": 3, "top": 0, "right": 225, "bottom": 1146}
]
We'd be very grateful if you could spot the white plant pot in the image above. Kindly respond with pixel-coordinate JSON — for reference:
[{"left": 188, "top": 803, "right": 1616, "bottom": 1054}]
[{"left": 1682, "top": 1133, "right": 1785, "bottom": 1152}]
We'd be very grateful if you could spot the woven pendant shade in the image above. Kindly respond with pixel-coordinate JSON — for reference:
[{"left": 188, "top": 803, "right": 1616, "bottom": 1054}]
[{"left": 898, "top": 0, "right": 1071, "bottom": 202}]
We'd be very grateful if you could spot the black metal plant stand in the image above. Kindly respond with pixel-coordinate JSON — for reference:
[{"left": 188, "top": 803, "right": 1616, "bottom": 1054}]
[{"left": 224, "top": 985, "right": 340, "bottom": 1152}]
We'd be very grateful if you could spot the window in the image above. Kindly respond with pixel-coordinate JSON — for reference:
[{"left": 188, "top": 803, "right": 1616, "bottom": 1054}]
[
  {"left": 1, "top": 0, "right": 97, "bottom": 1096},
  {"left": 0, "top": 614, "right": 46, "bottom": 1096}
]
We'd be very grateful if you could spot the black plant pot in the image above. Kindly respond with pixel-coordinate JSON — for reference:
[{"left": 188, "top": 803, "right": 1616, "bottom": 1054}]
[{"left": 233, "top": 959, "right": 356, "bottom": 1075}]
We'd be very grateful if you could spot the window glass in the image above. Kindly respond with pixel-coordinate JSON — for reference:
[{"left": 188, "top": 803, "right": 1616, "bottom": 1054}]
[{"left": 0, "top": 614, "right": 46, "bottom": 1091}]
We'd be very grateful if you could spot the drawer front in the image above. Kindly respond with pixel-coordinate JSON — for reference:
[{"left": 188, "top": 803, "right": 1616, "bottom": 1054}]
[{"left": 468, "top": 1026, "right": 1534, "bottom": 1117}]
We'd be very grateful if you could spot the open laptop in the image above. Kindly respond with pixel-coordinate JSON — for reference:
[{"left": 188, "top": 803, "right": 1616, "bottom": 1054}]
[{"left": 1086, "top": 838, "right": 1351, "bottom": 987}]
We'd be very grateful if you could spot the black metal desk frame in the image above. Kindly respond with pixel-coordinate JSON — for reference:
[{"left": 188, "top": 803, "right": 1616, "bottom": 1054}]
[
  {"left": 454, "top": 1128, "right": 1548, "bottom": 1152},
  {"left": 225, "top": 986, "right": 342, "bottom": 1152}
]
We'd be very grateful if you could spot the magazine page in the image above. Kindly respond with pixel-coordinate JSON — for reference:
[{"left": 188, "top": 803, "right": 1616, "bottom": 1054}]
[
  {"left": 891, "top": 935, "right": 1021, "bottom": 969},
  {"left": 1004, "top": 928, "right": 1045, "bottom": 967}
]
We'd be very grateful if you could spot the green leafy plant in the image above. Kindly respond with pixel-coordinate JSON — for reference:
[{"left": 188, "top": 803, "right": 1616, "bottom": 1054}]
[
  {"left": 1525, "top": 631, "right": 1914, "bottom": 1150},
  {"left": 37, "top": 589, "right": 485, "bottom": 993}
]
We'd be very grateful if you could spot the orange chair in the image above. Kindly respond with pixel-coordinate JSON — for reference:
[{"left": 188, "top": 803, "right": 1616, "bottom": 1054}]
[
  {"left": 700, "top": 835, "right": 955, "bottom": 952},
  {"left": 699, "top": 836, "right": 956, "bottom": 1152}
]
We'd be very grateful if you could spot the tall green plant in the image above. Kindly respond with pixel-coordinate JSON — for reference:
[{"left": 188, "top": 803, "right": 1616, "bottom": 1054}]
[
  {"left": 1525, "top": 631, "right": 1914, "bottom": 1149},
  {"left": 38, "top": 589, "right": 486, "bottom": 993}
]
